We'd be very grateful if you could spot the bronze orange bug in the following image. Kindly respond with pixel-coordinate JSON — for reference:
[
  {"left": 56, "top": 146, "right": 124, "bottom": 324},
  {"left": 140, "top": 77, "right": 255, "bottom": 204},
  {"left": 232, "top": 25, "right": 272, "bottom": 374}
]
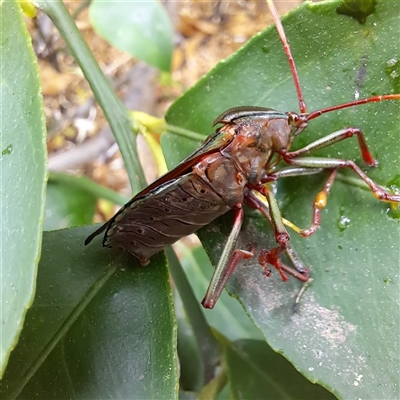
[{"left": 86, "top": 0, "right": 400, "bottom": 309}]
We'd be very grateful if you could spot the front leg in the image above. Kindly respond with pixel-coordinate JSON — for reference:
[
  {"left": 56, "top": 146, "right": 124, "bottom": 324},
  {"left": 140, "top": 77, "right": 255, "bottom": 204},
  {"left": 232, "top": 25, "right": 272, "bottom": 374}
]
[{"left": 283, "top": 127, "right": 378, "bottom": 167}]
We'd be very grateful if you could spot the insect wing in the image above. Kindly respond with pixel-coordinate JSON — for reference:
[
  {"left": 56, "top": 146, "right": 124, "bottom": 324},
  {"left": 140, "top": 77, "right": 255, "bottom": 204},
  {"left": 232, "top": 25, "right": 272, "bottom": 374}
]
[
  {"left": 84, "top": 176, "right": 187, "bottom": 247},
  {"left": 102, "top": 176, "right": 186, "bottom": 254},
  {"left": 177, "top": 127, "right": 235, "bottom": 167},
  {"left": 132, "top": 127, "right": 234, "bottom": 199},
  {"left": 85, "top": 127, "right": 235, "bottom": 245}
]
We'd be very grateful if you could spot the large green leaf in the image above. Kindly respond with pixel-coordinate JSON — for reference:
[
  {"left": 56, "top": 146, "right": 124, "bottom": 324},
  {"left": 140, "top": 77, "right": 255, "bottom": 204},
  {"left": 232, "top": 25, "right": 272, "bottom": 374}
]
[
  {"left": 0, "top": 227, "right": 178, "bottom": 399},
  {"left": 44, "top": 181, "right": 96, "bottom": 230},
  {"left": 89, "top": 0, "right": 173, "bottom": 72},
  {"left": 225, "top": 339, "right": 336, "bottom": 399},
  {"left": 44, "top": 172, "right": 128, "bottom": 230},
  {"left": 0, "top": 0, "right": 47, "bottom": 374},
  {"left": 164, "top": 1, "right": 399, "bottom": 398}
]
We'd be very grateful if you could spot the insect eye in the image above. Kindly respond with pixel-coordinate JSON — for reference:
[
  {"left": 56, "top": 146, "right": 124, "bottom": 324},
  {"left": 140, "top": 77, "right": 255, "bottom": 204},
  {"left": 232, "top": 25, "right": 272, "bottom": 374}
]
[{"left": 287, "top": 112, "right": 300, "bottom": 125}]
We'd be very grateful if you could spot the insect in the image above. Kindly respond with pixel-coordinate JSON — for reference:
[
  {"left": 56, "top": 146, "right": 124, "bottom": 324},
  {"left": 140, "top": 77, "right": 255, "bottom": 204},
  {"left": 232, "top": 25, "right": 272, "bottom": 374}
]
[{"left": 85, "top": 0, "right": 400, "bottom": 309}]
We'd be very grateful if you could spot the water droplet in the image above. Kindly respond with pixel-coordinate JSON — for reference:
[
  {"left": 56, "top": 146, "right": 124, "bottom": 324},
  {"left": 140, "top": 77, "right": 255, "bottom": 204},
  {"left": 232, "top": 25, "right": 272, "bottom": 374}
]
[
  {"left": 337, "top": 215, "right": 351, "bottom": 231},
  {"left": 387, "top": 205, "right": 400, "bottom": 220},
  {"left": 385, "top": 57, "right": 400, "bottom": 91},
  {"left": 386, "top": 57, "right": 399, "bottom": 68},
  {"left": 385, "top": 175, "right": 400, "bottom": 220},
  {"left": 261, "top": 45, "right": 269, "bottom": 54}
]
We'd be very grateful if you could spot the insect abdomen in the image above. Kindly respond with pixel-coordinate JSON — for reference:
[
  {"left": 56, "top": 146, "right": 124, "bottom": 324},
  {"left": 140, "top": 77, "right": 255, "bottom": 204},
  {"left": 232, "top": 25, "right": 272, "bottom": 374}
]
[{"left": 104, "top": 172, "right": 231, "bottom": 265}]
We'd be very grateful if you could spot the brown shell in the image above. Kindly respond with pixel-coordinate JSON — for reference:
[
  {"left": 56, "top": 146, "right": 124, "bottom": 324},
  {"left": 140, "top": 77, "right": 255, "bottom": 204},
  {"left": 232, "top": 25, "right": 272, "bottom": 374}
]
[{"left": 102, "top": 151, "right": 249, "bottom": 265}]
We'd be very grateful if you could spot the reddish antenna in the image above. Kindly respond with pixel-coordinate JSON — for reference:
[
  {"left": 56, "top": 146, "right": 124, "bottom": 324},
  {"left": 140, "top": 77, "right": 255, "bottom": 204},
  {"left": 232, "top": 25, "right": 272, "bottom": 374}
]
[
  {"left": 307, "top": 94, "right": 400, "bottom": 120},
  {"left": 266, "top": 0, "right": 400, "bottom": 117},
  {"left": 266, "top": 0, "right": 307, "bottom": 114}
]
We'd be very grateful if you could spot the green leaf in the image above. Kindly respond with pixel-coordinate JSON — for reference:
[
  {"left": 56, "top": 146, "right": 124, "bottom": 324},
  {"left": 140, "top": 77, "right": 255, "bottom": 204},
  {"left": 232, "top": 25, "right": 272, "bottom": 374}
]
[
  {"left": 166, "top": 247, "right": 221, "bottom": 386},
  {"left": 44, "top": 180, "right": 96, "bottom": 230},
  {"left": 0, "top": 227, "right": 178, "bottom": 399},
  {"left": 179, "top": 245, "right": 264, "bottom": 342},
  {"left": 175, "top": 292, "right": 204, "bottom": 392},
  {"left": 48, "top": 171, "right": 128, "bottom": 207},
  {"left": 89, "top": 0, "right": 173, "bottom": 72},
  {"left": 164, "top": 1, "right": 399, "bottom": 399},
  {"left": 225, "top": 339, "right": 336, "bottom": 400},
  {"left": 336, "top": 0, "right": 376, "bottom": 24},
  {"left": 45, "top": 172, "right": 129, "bottom": 231},
  {"left": 0, "top": 0, "right": 47, "bottom": 375}
]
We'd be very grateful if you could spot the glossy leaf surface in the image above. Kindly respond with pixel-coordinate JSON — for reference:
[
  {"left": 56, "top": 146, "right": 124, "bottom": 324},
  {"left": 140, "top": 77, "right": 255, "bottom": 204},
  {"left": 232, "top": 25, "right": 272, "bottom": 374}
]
[
  {"left": 0, "top": 227, "right": 177, "bottom": 399},
  {"left": 179, "top": 245, "right": 264, "bottom": 342},
  {"left": 164, "top": 1, "right": 399, "bottom": 398},
  {"left": 225, "top": 339, "right": 336, "bottom": 399},
  {"left": 0, "top": 0, "right": 47, "bottom": 375},
  {"left": 89, "top": 0, "right": 173, "bottom": 71},
  {"left": 44, "top": 180, "right": 96, "bottom": 230}
]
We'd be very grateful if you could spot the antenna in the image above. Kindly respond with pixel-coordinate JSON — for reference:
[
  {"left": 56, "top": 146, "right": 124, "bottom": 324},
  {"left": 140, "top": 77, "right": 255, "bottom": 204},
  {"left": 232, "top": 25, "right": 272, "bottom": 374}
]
[{"left": 265, "top": 0, "right": 307, "bottom": 113}]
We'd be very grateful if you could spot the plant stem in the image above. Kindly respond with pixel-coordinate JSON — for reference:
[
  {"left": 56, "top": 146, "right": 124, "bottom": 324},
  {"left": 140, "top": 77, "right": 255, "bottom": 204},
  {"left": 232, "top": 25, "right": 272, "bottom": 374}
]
[
  {"left": 37, "top": 0, "right": 147, "bottom": 194},
  {"left": 166, "top": 124, "right": 206, "bottom": 142}
]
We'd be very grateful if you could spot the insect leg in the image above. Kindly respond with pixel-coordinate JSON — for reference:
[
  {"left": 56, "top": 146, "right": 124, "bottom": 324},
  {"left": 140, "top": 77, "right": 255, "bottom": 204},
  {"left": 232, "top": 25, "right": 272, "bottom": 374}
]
[
  {"left": 283, "top": 127, "right": 378, "bottom": 166},
  {"left": 281, "top": 169, "right": 338, "bottom": 237},
  {"left": 251, "top": 186, "right": 299, "bottom": 281},
  {"left": 293, "top": 278, "right": 314, "bottom": 313},
  {"left": 261, "top": 166, "right": 337, "bottom": 237},
  {"left": 284, "top": 242, "right": 310, "bottom": 281},
  {"left": 286, "top": 156, "right": 400, "bottom": 203},
  {"left": 261, "top": 166, "right": 324, "bottom": 183},
  {"left": 201, "top": 205, "right": 254, "bottom": 309},
  {"left": 280, "top": 127, "right": 400, "bottom": 203},
  {"left": 246, "top": 190, "right": 309, "bottom": 282}
]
